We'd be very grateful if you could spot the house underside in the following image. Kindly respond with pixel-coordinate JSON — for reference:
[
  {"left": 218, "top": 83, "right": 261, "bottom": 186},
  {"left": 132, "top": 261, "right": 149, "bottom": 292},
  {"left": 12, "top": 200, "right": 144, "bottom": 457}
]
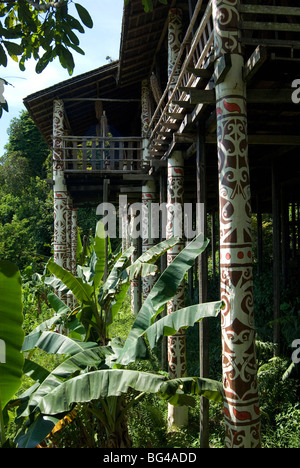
[{"left": 24, "top": 0, "right": 300, "bottom": 448}]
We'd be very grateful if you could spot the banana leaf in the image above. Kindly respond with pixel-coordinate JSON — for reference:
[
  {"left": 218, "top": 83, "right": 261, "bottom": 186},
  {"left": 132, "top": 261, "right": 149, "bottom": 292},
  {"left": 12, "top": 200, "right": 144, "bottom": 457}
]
[
  {"left": 117, "top": 233, "right": 209, "bottom": 365},
  {"left": 46, "top": 260, "right": 93, "bottom": 303},
  {"left": 126, "top": 237, "right": 179, "bottom": 280},
  {"left": 145, "top": 301, "right": 223, "bottom": 348},
  {"left": 22, "top": 331, "right": 98, "bottom": 356},
  {"left": 36, "top": 369, "right": 167, "bottom": 415},
  {"left": 159, "top": 377, "right": 224, "bottom": 406},
  {"left": 0, "top": 261, "right": 24, "bottom": 412},
  {"left": 21, "top": 347, "right": 113, "bottom": 418}
]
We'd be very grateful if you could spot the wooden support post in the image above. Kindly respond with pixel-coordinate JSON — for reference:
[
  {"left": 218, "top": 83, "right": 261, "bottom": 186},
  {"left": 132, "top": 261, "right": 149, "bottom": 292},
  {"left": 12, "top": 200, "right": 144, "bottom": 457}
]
[
  {"left": 281, "top": 190, "right": 289, "bottom": 289},
  {"left": 160, "top": 168, "right": 168, "bottom": 372},
  {"left": 166, "top": 7, "right": 187, "bottom": 429},
  {"left": 168, "top": 7, "right": 183, "bottom": 114},
  {"left": 53, "top": 99, "right": 68, "bottom": 304},
  {"left": 66, "top": 195, "right": 73, "bottom": 309},
  {"left": 272, "top": 161, "right": 281, "bottom": 356},
  {"left": 103, "top": 179, "right": 109, "bottom": 283},
  {"left": 71, "top": 208, "right": 78, "bottom": 277},
  {"left": 142, "top": 181, "right": 157, "bottom": 301},
  {"left": 141, "top": 78, "right": 151, "bottom": 165},
  {"left": 211, "top": 211, "right": 217, "bottom": 280},
  {"left": 213, "top": 0, "right": 261, "bottom": 448},
  {"left": 167, "top": 151, "right": 187, "bottom": 428},
  {"left": 256, "top": 197, "right": 263, "bottom": 277},
  {"left": 196, "top": 127, "right": 209, "bottom": 448},
  {"left": 129, "top": 205, "right": 140, "bottom": 316}
]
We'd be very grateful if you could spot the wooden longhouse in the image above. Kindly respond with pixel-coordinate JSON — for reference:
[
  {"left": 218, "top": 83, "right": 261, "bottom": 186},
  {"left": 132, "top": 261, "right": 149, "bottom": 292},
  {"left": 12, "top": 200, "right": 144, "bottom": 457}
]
[{"left": 24, "top": 0, "right": 300, "bottom": 448}]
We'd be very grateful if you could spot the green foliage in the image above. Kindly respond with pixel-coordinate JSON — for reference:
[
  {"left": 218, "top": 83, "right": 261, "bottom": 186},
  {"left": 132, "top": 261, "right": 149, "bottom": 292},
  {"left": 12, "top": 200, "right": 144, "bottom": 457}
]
[
  {"left": 0, "top": 111, "right": 53, "bottom": 269},
  {"left": 10, "top": 231, "right": 223, "bottom": 448},
  {"left": 0, "top": 0, "right": 93, "bottom": 78},
  {"left": 0, "top": 261, "right": 24, "bottom": 446},
  {"left": 3, "top": 111, "right": 50, "bottom": 176}
]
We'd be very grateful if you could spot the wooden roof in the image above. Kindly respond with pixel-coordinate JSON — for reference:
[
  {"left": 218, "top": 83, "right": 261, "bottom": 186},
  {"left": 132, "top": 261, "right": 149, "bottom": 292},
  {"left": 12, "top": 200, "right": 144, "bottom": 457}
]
[{"left": 23, "top": 61, "right": 143, "bottom": 147}]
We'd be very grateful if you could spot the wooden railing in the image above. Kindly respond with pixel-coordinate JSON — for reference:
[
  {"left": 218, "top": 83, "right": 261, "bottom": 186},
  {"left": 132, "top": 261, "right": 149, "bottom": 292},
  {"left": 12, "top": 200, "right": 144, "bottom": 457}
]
[
  {"left": 147, "top": 0, "right": 300, "bottom": 158},
  {"left": 147, "top": 0, "right": 214, "bottom": 155},
  {"left": 55, "top": 136, "right": 145, "bottom": 172}
]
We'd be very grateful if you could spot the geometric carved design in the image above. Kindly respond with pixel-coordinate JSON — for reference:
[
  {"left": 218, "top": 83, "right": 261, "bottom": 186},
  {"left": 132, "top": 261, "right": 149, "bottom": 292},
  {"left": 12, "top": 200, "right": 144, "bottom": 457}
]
[{"left": 213, "top": 0, "right": 261, "bottom": 448}]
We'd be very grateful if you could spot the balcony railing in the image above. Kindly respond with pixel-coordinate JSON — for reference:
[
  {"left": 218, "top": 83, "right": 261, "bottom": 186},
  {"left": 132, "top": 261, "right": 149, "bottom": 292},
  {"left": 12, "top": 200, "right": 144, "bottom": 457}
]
[
  {"left": 147, "top": 0, "right": 300, "bottom": 158},
  {"left": 55, "top": 136, "right": 145, "bottom": 173}
]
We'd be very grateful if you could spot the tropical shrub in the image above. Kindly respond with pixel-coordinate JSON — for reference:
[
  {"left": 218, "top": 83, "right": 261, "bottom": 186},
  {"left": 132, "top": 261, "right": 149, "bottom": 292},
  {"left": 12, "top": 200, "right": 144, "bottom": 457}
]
[{"left": 9, "top": 225, "right": 223, "bottom": 448}]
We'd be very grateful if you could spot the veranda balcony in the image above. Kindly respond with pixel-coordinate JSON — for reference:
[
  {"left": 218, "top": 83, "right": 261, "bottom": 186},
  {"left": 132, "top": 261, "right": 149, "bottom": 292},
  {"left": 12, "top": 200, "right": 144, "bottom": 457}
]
[{"left": 55, "top": 135, "right": 145, "bottom": 174}]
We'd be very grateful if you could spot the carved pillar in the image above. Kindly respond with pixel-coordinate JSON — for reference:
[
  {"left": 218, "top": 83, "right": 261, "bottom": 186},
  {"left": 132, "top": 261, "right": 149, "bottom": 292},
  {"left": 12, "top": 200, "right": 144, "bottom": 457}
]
[
  {"left": 168, "top": 8, "right": 183, "bottom": 113},
  {"left": 142, "top": 181, "right": 157, "bottom": 301},
  {"left": 129, "top": 205, "right": 140, "bottom": 316},
  {"left": 141, "top": 78, "right": 151, "bottom": 164},
  {"left": 166, "top": 151, "right": 187, "bottom": 428},
  {"left": 213, "top": 0, "right": 261, "bottom": 448},
  {"left": 71, "top": 208, "right": 78, "bottom": 276},
  {"left": 53, "top": 99, "right": 67, "bottom": 272}
]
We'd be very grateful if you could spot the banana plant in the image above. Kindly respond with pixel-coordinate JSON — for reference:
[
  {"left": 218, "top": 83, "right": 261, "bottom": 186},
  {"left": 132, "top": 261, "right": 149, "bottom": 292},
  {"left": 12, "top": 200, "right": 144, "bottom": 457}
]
[
  {"left": 0, "top": 261, "right": 24, "bottom": 447},
  {"left": 14, "top": 227, "right": 223, "bottom": 448}
]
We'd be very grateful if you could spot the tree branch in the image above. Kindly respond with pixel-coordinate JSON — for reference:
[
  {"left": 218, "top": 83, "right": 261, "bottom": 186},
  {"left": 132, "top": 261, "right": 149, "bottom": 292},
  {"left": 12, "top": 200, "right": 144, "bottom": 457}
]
[{"left": 24, "top": 0, "right": 65, "bottom": 12}]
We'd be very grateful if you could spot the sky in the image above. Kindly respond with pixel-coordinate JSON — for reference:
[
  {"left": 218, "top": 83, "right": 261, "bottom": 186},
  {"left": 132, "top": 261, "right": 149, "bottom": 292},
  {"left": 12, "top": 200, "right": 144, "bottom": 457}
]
[{"left": 0, "top": 0, "right": 124, "bottom": 156}]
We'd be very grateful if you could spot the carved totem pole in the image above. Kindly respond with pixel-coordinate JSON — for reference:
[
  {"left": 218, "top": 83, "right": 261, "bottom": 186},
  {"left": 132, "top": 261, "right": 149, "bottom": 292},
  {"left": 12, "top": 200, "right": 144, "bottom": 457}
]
[{"left": 213, "top": 0, "right": 261, "bottom": 448}]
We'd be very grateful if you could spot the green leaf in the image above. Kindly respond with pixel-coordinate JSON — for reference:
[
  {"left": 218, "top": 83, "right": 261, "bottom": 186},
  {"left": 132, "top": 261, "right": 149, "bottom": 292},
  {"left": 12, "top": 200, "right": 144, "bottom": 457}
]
[
  {"left": 145, "top": 301, "right": 223, "bottom": 348},
  {"left": 74, "top": 3, "right": 93, "bottom": 29},
  {"left": 37, "top": 369, "right": 166, "bottom": 415},
  {"left": 15, "top": 414, "right": 59, "bottom": 449},
  {"left": 0, "top": 44, "right": 7, "bottom": 66},
  {"left": 22, "top": 331, "right": 98, "bottom": 356},
  {"left": 117, "top": 233, "right": 209, "bottom": 365},
  {"left": 59, "top": 45, "right": 74, "bottom": 74},
  {"left": 0, "top": 261, "right": 24, "bottom": 411},
  {"left": 126, "top": 237, "right": 179, "bottom": 280},
  {"left": 2, "top": 40, "right": 23, "bottom": 57},
  {"left": 47, "top": 260, "right": 93, "bottom": 303},
  {"left": 159, "top": 377, "right": 224, "bottom": 405}
]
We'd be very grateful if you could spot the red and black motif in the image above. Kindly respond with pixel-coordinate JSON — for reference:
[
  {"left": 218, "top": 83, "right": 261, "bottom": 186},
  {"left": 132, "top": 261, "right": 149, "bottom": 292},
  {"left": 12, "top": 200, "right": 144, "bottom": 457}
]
[
  {"left": 142, "top": 182, "right": 157, "bottom": 302},
  {"left": 213, "top": 0, "right": 261, "bottom": 448},
  {"left": 167, "top": 153, "right": 186, "bottom": 380}
]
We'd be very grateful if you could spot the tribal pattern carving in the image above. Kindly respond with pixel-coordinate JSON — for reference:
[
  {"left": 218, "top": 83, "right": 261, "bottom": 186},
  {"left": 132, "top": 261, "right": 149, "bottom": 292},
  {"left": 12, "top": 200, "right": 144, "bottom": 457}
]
[
  {"left": 167, "top": 153, "right": 186, "bottom": 380},
  {"left": 213, "top": 0, "right": 241, "bottom": 58},
  {"left": 71, "top": 208, "right": 78, "bottom": 276},
  {"left": 141, "top": 79, "right": 151, "bottom": 139},
  {"left": 213, "top": 0, "right": 261, "bottom": 448},
  {"left": 168, "top": 8, "right": 182, "bottom": 114},
  {"left": 53, "top": 99, "right": 65, "bottom": 173},
  {"left": 53, "top": 187, "right": 68, "bottom": 269},
  {"left": 142, "top": 182, "right": 157, "bottom": 301}
]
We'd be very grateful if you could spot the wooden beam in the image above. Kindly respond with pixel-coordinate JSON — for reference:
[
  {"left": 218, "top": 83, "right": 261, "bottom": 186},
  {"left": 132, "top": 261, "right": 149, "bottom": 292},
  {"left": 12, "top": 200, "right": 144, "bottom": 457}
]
[
  {"left": 123, "top": 174, "right": 154, "bottom": 180},
  {"left": 213, "top": 54, "right": 231, "bottom": 85},
  {"left": 186, "top": 67, "right": 212, "bottom": 79},
  {"left": 244, "top": 46, "right": 268, "bottom": 83},
  {"left": 185, "top": 88, "right": 295, "bottom": 105},
  {"left": 239, "top": 4, "right": 300, "bottom": 16},
  {"left": 180, "top": 89, "right": 216, "bottom": 104},
  {"left": 206, "top": 134, "right": 300, "bottom": 145},
  {"left": 241, "top": 37, "right": 300, "bottom": 49},
  {"left": 240, "top": 21, "right": 300, "bottom": 33},
  {"left": 150, "top": 159, "right": 167, "bottom": 167},
  {"left": 120, "top": 186, "right": 142, "bottom": 193}
]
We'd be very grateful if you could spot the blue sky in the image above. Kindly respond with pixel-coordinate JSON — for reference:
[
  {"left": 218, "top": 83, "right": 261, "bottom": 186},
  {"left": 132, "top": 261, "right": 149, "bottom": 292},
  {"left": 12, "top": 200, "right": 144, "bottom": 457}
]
[{"left": 0, "top": 0, "right": 124, "bottom": 156}]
